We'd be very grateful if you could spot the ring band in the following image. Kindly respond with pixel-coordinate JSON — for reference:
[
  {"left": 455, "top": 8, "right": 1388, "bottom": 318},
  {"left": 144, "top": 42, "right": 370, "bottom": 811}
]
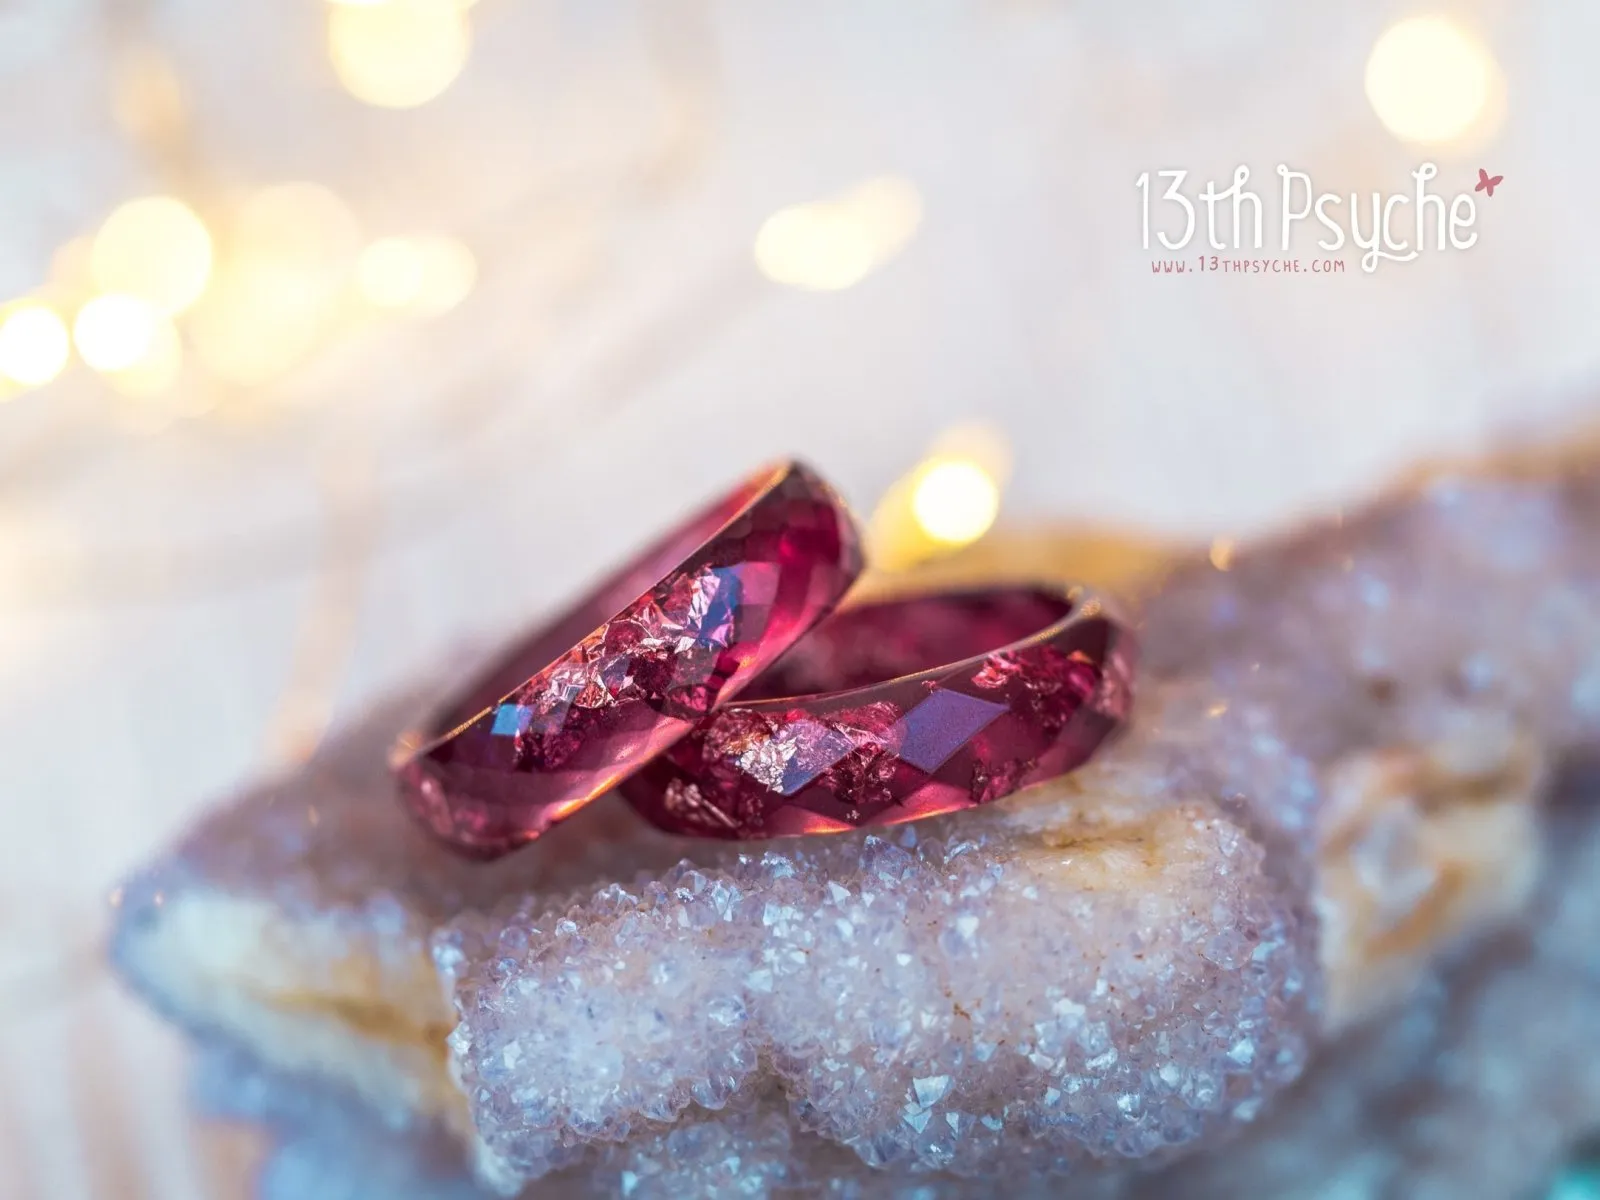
[
  {"left": 621, "top": 584, "right": 1135, "bottom": 839},
  {"left": 395, "top": 461, "right": 862, "bottom": 857}
]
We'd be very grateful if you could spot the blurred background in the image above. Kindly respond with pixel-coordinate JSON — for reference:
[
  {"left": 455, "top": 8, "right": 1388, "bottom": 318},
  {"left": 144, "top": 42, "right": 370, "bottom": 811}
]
[{"left": 0, "top": 1, "right": 1595, "bottom": 1196}]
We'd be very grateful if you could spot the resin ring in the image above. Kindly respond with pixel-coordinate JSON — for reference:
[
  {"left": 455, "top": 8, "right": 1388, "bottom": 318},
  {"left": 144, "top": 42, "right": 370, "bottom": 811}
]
[
  {"left": 622, "top": 585, "right": 1135, "bottom": 839},
  {"left": 395, "top": 462, "right": 862, "bottom": 857}
]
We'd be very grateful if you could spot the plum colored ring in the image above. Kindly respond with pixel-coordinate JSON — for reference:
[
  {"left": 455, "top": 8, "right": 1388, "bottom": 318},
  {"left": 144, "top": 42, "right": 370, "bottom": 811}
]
[
  {"left": 395, "top": 461, "right": 862, "bottom": 858},
  {"left": 622, "top": 585, "right": 1135, "bottom": 839}
]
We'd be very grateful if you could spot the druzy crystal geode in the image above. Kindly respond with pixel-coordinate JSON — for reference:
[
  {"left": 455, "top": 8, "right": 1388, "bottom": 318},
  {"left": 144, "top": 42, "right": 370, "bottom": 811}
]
[{"left": 112, "top": 438, "right": 1600, "bottom": 1198}]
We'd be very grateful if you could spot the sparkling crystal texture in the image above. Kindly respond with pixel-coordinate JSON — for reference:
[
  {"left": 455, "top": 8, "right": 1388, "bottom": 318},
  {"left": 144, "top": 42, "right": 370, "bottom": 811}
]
[
  {"left": 221, "top": 765, "right": 1600, "bottom": 1200},
  {"left": 397, "top": 462, "right": 861, "bottom": 857}
]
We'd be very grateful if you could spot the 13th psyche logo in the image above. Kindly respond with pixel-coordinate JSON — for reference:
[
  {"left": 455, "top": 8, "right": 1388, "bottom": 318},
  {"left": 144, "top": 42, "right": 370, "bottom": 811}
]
[{"left": 1136, "top": 163, "right": 1499, "bottom": 274}]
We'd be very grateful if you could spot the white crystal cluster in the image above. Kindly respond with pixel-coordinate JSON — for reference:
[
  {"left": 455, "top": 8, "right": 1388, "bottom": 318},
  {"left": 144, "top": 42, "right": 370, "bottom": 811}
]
[
  {"left": 233, "top": 762, "right": 1600, "bottom": 1199},
  {"left": 438, "top": 796, "right": 1308, "bottom": 1189},
  {"left": 111, "top": 446, "right": 1600, "bottom": 1198},
  {"left": 1128, "top": 766, "right": 1600, "bottom": 1200}
]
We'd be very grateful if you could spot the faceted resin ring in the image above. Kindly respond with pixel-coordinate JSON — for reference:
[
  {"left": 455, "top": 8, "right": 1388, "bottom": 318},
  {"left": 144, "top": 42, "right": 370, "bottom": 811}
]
[
  {"left": 622, "top": 585, "right": 1135, "bottom": 839},
  {"left": 395, "top": 462, "right": 862, "bottom": 857}
]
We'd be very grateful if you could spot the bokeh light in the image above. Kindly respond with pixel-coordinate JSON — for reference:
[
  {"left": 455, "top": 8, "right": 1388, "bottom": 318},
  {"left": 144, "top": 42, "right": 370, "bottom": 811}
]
[
  {"left": 104, "top": 315, "right": 183, "bottom": 398},
  {"left": 328, "top": 0, "right": 472, "bottom": 109},
  {"left": 357, "top": 235, "right": 477, "bottom": 314},
  {"left": 189, "top": 264, "right": 327, "bottom": 387},
  {"left": 49, "top": 236, "right": 97, "bottom": 296},
  {"left": 754, "top": 176, "right": 922, "bottom": 291},
  {"left": 867, "top": 426, "right": 1012, "bottom": 571},
  {"left": 410, "top": 236, "right": 477, "bottom": 314},
  {"left": 91, "top": 196, "right": 213, "bottom": 316},
  {"left": 73, "top": 295, "right": 162, "bottom": 372},
  {"left": 911, "top": 459, "right": 1002, "bottom": 546},
  {"left": 357, "top": 238, "right": 425, "bottom": 307},
  {"left": 927, "top": 422, "right": 1012, "bottom": 483},
  {"left": 234, "top": 182, "right": 363, "bottom": 295},
  {"left": 0, "top": 304, "right": 71, "bottom": 388},
  {"left": 1365, "top": 16, "right": 1500, "bottom": 146},
  {"left": 182, "top": 183, "right": 363, "bottom": 389}
]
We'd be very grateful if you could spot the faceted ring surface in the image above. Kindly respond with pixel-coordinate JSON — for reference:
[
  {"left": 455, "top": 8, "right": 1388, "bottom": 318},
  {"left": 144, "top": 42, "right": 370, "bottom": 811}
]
[
  {"left": 395, "top": 461, "right": 862, "bottom": 857},
  {"left": 622, "top": 584, "right": 1136, "bottom": 839}
]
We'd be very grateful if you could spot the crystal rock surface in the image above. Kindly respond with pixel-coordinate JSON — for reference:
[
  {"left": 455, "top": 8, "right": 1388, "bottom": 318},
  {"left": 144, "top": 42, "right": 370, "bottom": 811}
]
[
  {"left": 111, "top": 440, "right": 1600, "bottom": 1197},
  {"left": 219, "top": 758, "right": 1600, "bottom": 1200}
]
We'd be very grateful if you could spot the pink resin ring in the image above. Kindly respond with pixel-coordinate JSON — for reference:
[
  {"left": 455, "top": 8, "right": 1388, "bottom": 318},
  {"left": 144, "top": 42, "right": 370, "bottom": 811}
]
[
  {"left": 395, "top": 462, "right": 862, "bottom": 857},
  {"left": 622, "top": 585, "right": 1135, "bottom": 839}
]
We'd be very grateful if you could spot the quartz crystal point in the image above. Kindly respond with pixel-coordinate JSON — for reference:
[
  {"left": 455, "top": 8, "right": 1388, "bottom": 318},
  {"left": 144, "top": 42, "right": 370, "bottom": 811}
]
[{"left": 111, "top": 440, "right": 1600, "bottom": 1196}]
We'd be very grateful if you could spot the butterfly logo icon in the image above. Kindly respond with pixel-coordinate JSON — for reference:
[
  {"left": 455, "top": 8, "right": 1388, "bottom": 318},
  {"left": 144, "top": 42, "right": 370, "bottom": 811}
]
[{"left": 1475, "top": 168, "right": 1503, "bottom": 197}]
